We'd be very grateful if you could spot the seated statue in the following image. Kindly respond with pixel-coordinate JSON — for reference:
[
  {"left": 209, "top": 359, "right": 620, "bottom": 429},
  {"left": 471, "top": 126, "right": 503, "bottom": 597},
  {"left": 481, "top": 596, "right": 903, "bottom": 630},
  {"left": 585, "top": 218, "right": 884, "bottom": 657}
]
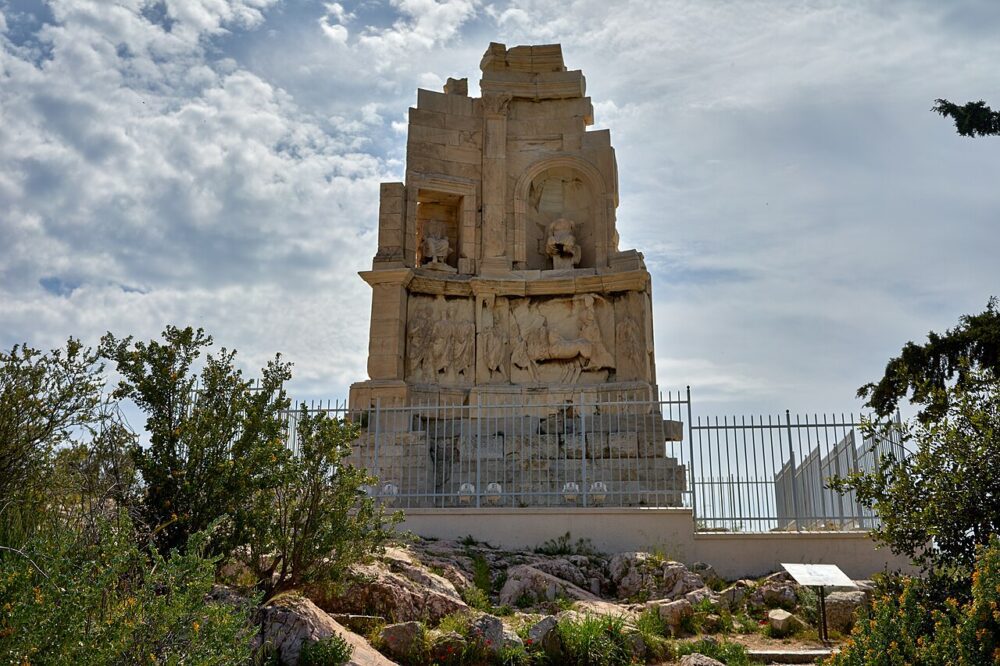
[
  {"left": 545, "top": 218, "right": 582, "bottom": 269},
  {"left": 420, "top": 220, "right": 456, "bottom": 272}
]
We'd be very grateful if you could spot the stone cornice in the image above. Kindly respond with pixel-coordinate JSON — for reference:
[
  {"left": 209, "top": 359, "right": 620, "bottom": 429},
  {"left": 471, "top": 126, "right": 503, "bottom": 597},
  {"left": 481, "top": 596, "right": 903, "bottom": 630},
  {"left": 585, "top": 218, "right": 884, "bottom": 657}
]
[
  {"left": 389, "top": 267, "right": 650, "bottom": 297},
  {"left": 359, "top": 268, "right": 414, "bottom": 288}
]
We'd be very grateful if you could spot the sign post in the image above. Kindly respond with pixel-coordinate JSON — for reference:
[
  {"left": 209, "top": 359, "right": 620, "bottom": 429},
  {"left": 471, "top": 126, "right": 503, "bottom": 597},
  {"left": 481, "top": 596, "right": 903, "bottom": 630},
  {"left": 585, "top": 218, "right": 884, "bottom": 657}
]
[{"left": 781, "top": 563, "right": 857, "bottom": 644}]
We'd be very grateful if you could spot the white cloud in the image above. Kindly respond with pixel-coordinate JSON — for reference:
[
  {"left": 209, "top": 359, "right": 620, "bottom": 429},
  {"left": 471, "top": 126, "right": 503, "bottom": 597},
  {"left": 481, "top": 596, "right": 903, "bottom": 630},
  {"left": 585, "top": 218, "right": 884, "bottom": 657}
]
[{"left": 3, "top": 0, "right": 999, "bottom": 415}]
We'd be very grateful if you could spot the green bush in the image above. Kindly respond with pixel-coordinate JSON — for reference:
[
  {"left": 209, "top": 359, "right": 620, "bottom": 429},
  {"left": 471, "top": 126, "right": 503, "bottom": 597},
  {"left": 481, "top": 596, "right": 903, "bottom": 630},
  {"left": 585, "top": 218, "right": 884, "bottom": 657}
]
[
  {"left": 556, "top": 614, "right": 632, "bottom": 666},
  {"left": 534, "top": 532, "right": 600, "bottom": 557},
  {"left": 676, "top": 638, "right": 756, "bottom": 665},
  {"left": 245, "top": 405, "right": 397, "bottom": 598},
  {"left": 300, "top": 634, "right": 354, "bottom": 665},
  {"left": 0, "top": 513, "right": 256, "bottom": 665},
  {"left": 826, "top": 535, "right": 1000, "bottom": 666}
]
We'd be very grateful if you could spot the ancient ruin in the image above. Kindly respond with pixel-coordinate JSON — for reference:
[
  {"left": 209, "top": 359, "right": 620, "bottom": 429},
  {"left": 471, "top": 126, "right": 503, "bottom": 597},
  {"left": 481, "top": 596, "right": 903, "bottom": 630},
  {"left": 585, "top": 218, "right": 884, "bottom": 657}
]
[{"left": 347, "top": 43, "right": 684, "bottom": 507}]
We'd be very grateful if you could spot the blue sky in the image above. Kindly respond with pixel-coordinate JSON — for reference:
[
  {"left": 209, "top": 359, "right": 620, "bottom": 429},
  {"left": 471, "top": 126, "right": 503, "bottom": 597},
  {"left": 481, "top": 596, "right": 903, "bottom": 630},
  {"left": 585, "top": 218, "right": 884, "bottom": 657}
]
[{"left": 1, "top": 0, "right": 998, "bottom": 417}]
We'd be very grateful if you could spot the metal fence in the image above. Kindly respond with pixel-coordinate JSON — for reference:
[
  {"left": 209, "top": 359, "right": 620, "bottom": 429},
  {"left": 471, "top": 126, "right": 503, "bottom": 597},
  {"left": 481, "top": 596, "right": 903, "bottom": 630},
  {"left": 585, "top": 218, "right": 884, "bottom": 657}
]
[
  {"left": 284, "top": 388, "right": 905, "bottom": 533},
  {"left": 685, "top": 409, "right": 904, "bottom": 533}
]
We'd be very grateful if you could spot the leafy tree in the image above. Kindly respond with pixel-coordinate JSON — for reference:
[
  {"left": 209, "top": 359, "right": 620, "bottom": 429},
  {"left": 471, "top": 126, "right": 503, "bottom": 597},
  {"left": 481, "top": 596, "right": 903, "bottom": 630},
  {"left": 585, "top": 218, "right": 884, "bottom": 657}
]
[
  {"left": 933, "top": 98, "right": 1000, "bottom": 137},
  {"left": 858, "top": 297, "right": 1000, "bottom": 422},
  {"left": 100, "top": 325, "right": 293, "bottom": 558},
  {"left": 245, "top": 406, "right": 397, "bottom": 599},
  {"left": 0, "top": 340, "right": 105, "bottom": 542},
  {"left": 834, "top": 369, "right": 1000, "bottom": 578}
]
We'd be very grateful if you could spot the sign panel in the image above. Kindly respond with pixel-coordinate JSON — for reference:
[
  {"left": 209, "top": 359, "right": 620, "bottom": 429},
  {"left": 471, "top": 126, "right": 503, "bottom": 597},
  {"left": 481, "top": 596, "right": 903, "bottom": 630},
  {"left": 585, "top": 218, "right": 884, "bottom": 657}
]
[{"left": 781, "top": 563, "right": 857, "bottom": 589}]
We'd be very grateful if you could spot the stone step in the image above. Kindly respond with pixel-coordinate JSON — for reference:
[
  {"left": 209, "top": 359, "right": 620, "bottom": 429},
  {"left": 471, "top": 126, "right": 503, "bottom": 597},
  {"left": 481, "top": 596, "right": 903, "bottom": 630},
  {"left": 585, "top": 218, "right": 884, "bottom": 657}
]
[{"left": 746, "top": 648, "right": 837, "bottom": 664}]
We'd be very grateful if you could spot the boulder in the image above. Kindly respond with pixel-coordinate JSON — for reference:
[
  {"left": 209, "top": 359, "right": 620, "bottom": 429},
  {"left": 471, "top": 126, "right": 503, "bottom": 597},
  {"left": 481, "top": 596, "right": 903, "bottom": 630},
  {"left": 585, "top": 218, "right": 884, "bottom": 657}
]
[
  {"left": 656, "top": 599, "right": 693, "bottom": 631},
  {"left": 311, "top": 560, "right": 468, "bottom": 623},
  {"left": 825, "top": 590, "right": 868, "bottom": 634},
  {"left": 527, "top": 616, "right": 561, "bottom": 657},
  {"left": 498, "top": 564, "right": 599, "bottom": 607},
  {"left": 530, "top": 555, "right": 609, "bottom": 595},
  {"left": 701, "top": 613, "right": 724, "bottom": 634},
  {"left": 469, "top": 613, "right": 523, "bottom": 653},
  {"left": 257, "top": 595, "right": 395, "bottom": 666},
  {"left": 608, "top": 552, "right": 704, "bottom": 600},
  {"left": 749, "top": 581, "right": 798, "bottom": 610},
  {"left": 379, "top": 622, "right": 424, "bottom": 661},
  {"left": 429, "top": 631, "right": 466, "bottom": 663},
  {"left": 680, "top": 654, "right": 725, "bottom": 666},
  {"left": 685, "top": 587, "right": 718, "bottom": 607},
  {"left": 691, "top": 562, "right": 723, "bottom": 588},
  {"left": 768, "top": 608, "right": 805, "bottom": 637},
  {"left": 717, "top": 580, "right": 752, "bottom": 610}
]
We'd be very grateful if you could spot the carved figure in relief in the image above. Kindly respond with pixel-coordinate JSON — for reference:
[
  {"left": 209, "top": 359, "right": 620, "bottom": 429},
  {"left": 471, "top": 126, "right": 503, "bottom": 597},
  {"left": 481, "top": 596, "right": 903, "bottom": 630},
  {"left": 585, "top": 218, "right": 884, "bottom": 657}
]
[
  {"left": 615, "top": 316, "right": 645, "bottom": 381},
  {"left": 407, "top": 300, "right": 433, "bottom": 381},
  {"left": 484, "top": 324, "right": 507, "bottom": 380},
  {"left": 420, "top": 220, "right": 456, "bottom": 272},
  {"left": 451, "top": 317, "right": 475, "bottom": 380},
  {"left": 544, "top": 218, "right": 582, "bottom": 269}
]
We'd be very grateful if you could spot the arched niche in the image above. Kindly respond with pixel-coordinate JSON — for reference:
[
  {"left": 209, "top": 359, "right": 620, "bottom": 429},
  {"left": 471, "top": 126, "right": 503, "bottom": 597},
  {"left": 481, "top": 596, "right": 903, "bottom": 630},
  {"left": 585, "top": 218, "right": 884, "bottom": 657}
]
[{"left": 512, "top": 155, "right": 613, "bottom": 271}]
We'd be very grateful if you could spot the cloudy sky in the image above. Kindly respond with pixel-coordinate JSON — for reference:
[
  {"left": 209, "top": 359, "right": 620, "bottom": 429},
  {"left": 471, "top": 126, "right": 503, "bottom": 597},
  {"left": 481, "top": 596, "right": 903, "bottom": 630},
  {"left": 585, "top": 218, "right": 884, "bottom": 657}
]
[{"left": 1, "top": 0, "right": 997, "bottom": 417}]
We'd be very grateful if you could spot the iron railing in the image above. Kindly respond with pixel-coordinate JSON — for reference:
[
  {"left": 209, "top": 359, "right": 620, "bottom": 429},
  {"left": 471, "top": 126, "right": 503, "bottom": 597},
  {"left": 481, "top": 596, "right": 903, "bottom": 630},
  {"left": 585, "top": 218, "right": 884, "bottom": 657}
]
[{"left": 282, "top": 388, "right": 904, "bottom": 533}]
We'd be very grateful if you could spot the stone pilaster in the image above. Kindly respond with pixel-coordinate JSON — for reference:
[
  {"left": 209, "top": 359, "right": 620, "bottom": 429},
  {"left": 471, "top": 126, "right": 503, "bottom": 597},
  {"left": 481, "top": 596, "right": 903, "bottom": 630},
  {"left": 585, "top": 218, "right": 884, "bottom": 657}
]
[{"left": 480, "top": 93, "right": 512, "bottom": 274}]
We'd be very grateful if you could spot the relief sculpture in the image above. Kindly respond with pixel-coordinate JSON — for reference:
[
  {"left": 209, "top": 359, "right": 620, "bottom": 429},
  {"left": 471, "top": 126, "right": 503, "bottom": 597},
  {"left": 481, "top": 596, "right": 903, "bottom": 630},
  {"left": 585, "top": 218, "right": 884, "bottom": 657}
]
[{"left": 407, "top": 296, "right": 474, "bottom": 384}]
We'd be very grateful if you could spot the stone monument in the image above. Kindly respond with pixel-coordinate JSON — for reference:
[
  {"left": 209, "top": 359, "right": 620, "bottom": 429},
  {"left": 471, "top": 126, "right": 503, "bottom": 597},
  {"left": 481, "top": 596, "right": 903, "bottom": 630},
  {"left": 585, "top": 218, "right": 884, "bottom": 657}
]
[{"left": 347, "top": 43, "right": 684, "bottom": 507}]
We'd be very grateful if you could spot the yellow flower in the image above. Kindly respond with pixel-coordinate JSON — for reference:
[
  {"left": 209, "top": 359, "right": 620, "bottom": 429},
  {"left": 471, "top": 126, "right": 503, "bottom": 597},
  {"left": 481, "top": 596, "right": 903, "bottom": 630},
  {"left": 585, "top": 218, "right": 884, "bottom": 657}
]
[
  {"left": 193, "top": 621, "right": 200, "bottom": 634},
  {"left": 32, "top": 587, "right": 43, "bottom": 605}
]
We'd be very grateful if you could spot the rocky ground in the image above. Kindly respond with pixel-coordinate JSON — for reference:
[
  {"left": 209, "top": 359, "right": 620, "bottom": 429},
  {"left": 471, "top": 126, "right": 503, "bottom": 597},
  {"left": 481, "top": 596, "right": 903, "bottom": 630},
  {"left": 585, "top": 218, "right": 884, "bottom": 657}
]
[{"left": 250, "top": 534, "right": 874, "bottom": 665}]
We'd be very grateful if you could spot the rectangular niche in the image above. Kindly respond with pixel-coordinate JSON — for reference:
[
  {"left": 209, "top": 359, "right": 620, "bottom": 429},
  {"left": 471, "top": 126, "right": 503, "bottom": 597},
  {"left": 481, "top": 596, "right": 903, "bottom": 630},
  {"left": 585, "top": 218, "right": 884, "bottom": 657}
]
[{"left": 415, "top": 190, "right": 463, "bottom": 270}]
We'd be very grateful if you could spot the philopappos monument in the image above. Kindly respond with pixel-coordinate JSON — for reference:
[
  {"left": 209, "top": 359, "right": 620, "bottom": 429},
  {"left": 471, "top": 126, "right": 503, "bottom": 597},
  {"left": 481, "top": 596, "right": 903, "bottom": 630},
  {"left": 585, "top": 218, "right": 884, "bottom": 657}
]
[
  {"left": 350, "top": 43, "right": 657, "bottom": 409},
  {"left": 348, "top": 44, "right": 683, "bottom": 507}
]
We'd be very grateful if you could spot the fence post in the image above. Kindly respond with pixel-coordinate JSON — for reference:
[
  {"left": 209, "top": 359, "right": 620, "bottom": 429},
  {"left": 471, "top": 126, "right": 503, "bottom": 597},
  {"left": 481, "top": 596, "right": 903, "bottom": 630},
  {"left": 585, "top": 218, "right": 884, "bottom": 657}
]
[
  {"left": 580, "top": 392, "right": 588, "bottom": 508},
  {"left": 687, "top": 386, "right": 696, "bottom": 526},
  {"left": 475, "top": 398, "right": 482, "bottom": 508},
  {"left": 373, "top": 398, "right": 381, "bottom": 491},
  {"left": 785, "top": 409, "right": 801, "bottom": 532}
]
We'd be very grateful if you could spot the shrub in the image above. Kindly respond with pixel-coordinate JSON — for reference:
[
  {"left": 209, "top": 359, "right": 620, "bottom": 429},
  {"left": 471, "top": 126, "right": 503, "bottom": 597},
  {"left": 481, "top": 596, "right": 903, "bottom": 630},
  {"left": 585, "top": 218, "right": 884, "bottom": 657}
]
[
  {"left": 676, "top": 638, "right": 756, "bottom": 665},
  {"left": 0, "top": 339, "right": 105, "bottom": 543},
  {"left": 534, "top": 532, "right": 600, "bottom": 557},
  {"left": 244, "top": 405, "right": 397, "bottom": 598},
  {"left": 300, "top": 634, "right": 354, "bottom": 665},
  {"left": 0, "top": 513, "right": 256, "bottom": 664},
  {"left": 556, "top": 614, "right": 632, "bottom": 666},
  {"left": 101, "top": 325, "right": 293, "bottom": 559},
  {"left": 826, "top": 535, "right": 1000, "bottom": 666}
]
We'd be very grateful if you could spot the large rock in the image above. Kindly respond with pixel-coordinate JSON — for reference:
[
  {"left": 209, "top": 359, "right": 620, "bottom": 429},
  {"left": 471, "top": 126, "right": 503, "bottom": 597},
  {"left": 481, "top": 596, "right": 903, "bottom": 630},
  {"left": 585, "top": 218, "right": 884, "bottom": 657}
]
[
  {"left": 429, "top": 631, "right": 466, "bottom": 663},
  {"left": 690, "top": 562, "right": 722, "bottom": 588},
  {"left": 680, "top": 654, "right": 725, "bottom": 666},
  {"left": 379, "top": 622, "right": 424, "bottom": 662},
  {"left": 608, "top": 552, "right": 704, "bottom": 600},
  {"left": 529, "top": 555, "right": 608, "bottom": 595},
  {"left": 768, "top": 608, "right": 805, "bottom": 637},
  {"left": 527, "top": 616, "right": 561, "bottom": 657},
  {"left": 749, "top": 580, "right": 798, "bottom": 610},
  {"left": 499, "top": 564, "right": 599, "bottom": 606},
  {"left": 825, "top": 590, "right": 868, "bottom": 634},
  {"left": 311, "top": 559, "right": 468, "bottom": 623},
  {"left": 257, "top": 595, "right": 395, "bottom": 666},
  {"left": 717, "top": 580, "right": 753, "bottom": 610},
  {"left": 469, "top": 613, "right": 523, "bottom": 653},
  {"left": 655, "top": 599, "right": 693, "bottom": 631}
]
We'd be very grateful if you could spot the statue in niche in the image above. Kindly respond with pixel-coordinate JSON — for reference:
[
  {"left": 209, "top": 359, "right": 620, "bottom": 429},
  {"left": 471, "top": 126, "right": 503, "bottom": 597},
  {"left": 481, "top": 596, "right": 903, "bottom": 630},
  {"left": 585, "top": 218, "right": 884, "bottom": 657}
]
[
  {"left": 420, "top": 219, "right": 456, "bottom": 272},
  {"left": 544, "top": 218, "right": 582, "bottom": 269}
]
